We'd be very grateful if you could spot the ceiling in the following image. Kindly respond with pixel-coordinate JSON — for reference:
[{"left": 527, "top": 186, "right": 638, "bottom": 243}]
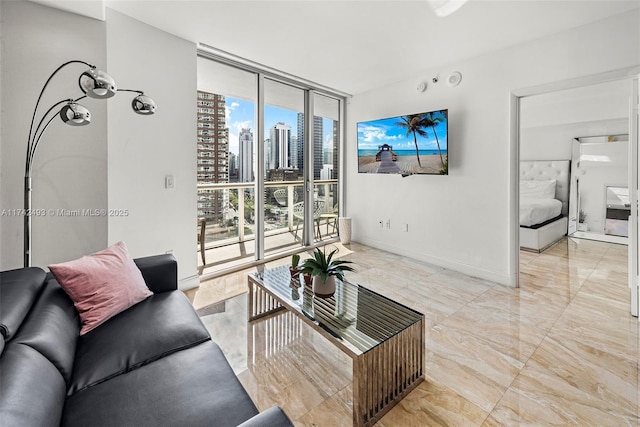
[{"left": 102, "top": 0, "right": 639, "bottom": 95}]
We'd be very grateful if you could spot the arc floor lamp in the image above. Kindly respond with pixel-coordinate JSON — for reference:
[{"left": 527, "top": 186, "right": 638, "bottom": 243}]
[{"left": 24, "top": 59, "right": 156, "bottom": 267}]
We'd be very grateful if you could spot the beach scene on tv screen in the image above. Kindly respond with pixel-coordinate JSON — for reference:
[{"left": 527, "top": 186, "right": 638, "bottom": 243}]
[{"left": 357, "top": 110, "right": 448, "bottom": 175}]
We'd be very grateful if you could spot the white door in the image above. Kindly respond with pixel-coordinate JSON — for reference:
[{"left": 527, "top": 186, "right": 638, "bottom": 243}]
[{"left": 631, "top": 77, "right": 639, "bottom": 317}]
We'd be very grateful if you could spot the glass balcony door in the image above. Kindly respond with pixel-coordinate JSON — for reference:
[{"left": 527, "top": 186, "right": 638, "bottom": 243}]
[
  {"left": 312, "top": 93, "right": 340, "bottom": 243},
  {"left": 262, "top": 79, "right": 305, "bottom": 256},
  {"left": 197, "top": 58, "right": 258, "bottom": 272},
  {"left": 197, "top": 54, "right": 344, "bottom": 275}
]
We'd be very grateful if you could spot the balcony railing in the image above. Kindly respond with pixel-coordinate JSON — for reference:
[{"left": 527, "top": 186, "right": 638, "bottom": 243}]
[{"left": 197, "top": 179, "right": 339, "bottom": 263}]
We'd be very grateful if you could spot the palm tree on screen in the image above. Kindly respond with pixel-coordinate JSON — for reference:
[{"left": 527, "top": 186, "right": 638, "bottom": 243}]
[
  {"left": 397, "top": 114, "right": 428, "bottom": 167},
  {"left": 424, "top": 111, "right": 445, "bottom": 169}
]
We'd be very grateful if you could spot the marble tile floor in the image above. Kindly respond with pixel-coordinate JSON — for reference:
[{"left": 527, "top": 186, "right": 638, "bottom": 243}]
[{"left": 197, "top": 238, "right": 639, "bottom": 426}]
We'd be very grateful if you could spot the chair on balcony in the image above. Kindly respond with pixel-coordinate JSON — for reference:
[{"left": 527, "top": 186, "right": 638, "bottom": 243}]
[
  {"left": 273, "top": 188, "right": 298, "bottom": 207},
  {"left": 319, "top": 203, "right": 339, "bottom": 235},
  {"left": 198, "top": 217, "right": 206, "bottom": 267},
  {"left": 292, "top": 199, "right": 325, "bottom": 240}
]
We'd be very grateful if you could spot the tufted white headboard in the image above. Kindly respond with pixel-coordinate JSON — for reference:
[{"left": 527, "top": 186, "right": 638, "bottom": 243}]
[{"left": 520, "top": 160, "right": 571, "bottom": 216}]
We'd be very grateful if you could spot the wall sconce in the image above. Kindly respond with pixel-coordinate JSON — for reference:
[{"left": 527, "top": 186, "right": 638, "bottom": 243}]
[{"left": 24, "top": 59, "right": 156, "bottom": 267}]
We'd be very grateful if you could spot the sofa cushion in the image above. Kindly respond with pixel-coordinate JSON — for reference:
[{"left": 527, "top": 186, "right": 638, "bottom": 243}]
[
  {"left": 0, "top": 343, "right": 67, "bottom": 427},
  {"left": 68, "top": 291, "right": 211, "bottom": 395},
  {"left": 134, "top": 254, "right": 178, "bottom": 293},
  {"left": 237, "top": 406, "right": 294, "bottom": 427},
  {"left": 62, "top": 341, "right": 259, "bottom": 427},
  {"left": 48, "top": 241, "right": 153, "bottom": 335},
  {"left": 0, "top": 267, "right": 46, "bottom": 340},
  {"left": 11, "top": 278, "right": 79, "bottom": 384}
]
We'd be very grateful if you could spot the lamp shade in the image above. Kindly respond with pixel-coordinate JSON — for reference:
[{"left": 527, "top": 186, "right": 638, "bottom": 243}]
[
  {"left": 79, "top": 68, "right": 117, "bottom": 99},
  {"left": 131, "top": 94, "right": 156, "bottom": 115},
  {"left": 59, "top": 102, "right": 91, "bottom": 126}
]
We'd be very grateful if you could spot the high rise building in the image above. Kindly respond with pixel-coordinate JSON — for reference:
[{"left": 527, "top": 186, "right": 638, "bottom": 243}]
[
  {"left": 332, "top": 120, "right": 339, "bottom": 180},
  {"left": 269, "top": 122, "right": 291, "bottom": 170},
  {"left": 296, "top": 113, "right": 305, "bottom": 171},
  {"left": 313, "top": 117, "right": 323, "bottom": 179},
  {"left": 228, "top": 152, "right": 238, "bottom": 183},
  {"left": 290, "top": 135, "right": 299, "bottom": 169},
  {"left": 296, "top": 113, "right": 323, "bottom": 178},
  {"left": 197, "top": 90, "right": 229, "bottom": 222},
  {"left": 238, "top": 128, "right": 254, "bottom": 183},
  {"left": 323, "top": 146, "right": 332, "bottom": 165}
]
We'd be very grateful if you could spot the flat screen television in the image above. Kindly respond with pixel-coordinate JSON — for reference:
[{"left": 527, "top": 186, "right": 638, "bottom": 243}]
[{"left": 357, "top": 109, "right": 448, "bottom": 175}]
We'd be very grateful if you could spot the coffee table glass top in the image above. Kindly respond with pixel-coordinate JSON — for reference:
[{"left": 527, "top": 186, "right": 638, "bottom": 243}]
[{"left": 250, "top": 266, "right": 423, "bottom": 355}]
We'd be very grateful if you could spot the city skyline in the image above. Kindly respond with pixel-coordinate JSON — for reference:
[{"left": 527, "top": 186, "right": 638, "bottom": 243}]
[{"left": 225, "top": 96, "right": 335, "bottom": 158}]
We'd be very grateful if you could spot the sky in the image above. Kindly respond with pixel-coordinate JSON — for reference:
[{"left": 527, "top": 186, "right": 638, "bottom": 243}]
[
  {"left": 225, "top": 96, "right": 334, "bottom": 155},
  {"left": 357, "top": 110, "right": 448, "bottom": 152}
]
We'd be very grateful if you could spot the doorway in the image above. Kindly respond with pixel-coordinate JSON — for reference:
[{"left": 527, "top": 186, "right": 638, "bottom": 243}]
[{"left": 511, "top": 69, "right": 639, "bottom": 317}]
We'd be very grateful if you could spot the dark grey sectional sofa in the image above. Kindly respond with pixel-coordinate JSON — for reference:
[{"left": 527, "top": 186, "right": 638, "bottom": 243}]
[{"left": 0, "top": 254, "right": 292, "bottom": 427}]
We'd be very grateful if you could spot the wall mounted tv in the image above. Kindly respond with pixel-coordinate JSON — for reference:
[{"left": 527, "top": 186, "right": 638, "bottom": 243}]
[{"left": 357, "top": 109, "right": 448, "bottom": 175}]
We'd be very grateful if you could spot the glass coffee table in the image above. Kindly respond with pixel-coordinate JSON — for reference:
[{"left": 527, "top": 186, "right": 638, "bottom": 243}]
[{"left": 247, "top": 265, "right": 425, "bottom": 427}]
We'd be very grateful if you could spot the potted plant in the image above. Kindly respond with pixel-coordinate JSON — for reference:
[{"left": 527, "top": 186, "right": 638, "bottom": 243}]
[
  {"left": 578, "top": 210, "right": 588, "bottom": 231},
  {"left": 290, "top": 253, "right": 301, "bottom": 277},
  {"left": 300, "top": 247, "right": 355, "bottom": 298}
]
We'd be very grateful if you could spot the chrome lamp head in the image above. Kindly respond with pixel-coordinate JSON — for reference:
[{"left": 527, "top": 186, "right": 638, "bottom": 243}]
[
  {"left": 131, "top": 94, "right": 156, "bottom": 115},
  {"left": 78, "top": 68, "right": 117, "bottom": 99},
  {"left": 59, "top": 102, "right": 91, "bottom": 126}
]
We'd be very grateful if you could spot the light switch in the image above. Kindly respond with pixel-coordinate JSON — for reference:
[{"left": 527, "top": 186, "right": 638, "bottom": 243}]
[{"left": 165, "top": 175, "right": 175, "bottom": 189}]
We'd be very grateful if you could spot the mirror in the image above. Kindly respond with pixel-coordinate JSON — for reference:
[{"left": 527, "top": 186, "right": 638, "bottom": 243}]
[
  {"left": 605, "top": 186, "right": 630, "bottom": 237},
  {"left": 568, "top": 135, "right": 629, "bottom": 243}
]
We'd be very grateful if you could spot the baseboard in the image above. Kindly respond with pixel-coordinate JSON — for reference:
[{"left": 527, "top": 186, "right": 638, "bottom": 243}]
[
  {"left": 353, "top": 238, "right": 511, "bottom": 286},
  {"left": 179, "top": 273, "right": 200, "bottom": 291}
]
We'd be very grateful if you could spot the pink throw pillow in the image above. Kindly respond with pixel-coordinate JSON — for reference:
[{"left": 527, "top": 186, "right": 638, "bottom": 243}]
[{"left": 49, "top": 241, "right": 153, "bottom": 335}]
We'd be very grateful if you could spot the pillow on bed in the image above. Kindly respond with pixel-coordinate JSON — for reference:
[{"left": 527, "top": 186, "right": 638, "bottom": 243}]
[{"left": 520, "top": 179, "right": 556, "bottom": 199}]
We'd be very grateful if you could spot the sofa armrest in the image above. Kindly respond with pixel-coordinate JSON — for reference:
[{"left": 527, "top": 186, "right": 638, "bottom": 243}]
[
  {"left": 236, "top": 406, "right": 294, "bottom": 427},
  {"left": 134, "top": 254, "right": 177, "bottom": 293}
]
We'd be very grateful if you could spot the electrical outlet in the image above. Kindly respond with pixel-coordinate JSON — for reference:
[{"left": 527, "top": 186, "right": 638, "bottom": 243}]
[
  {"left": 403, "top": 223, "right": 409, "bottom": 232},
  {"left": 386, "top": 219, "right": 391, "bottom": 229},
  {"left": 379, "top": 220, "right": 384, "bottom": 228},
  {"left": 165, "top": 175, "right": 175, "bottom": 189}
]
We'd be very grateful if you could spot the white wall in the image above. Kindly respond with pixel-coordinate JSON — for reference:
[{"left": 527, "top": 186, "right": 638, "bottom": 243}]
[
  {"left": 0, "top": 3, "right": 199, "bottom": 290},
  {"left": 0, "top": 1, "right": 108, "bottom": 269},
  {"left": 346, "top": 11, "right": 639, "bottom": 285},
  {"left": 520, "top": 79, "right": 630, "bottom": 160},
  {"left": 106, "top": 9, "right": 198, "bottom": 290}
]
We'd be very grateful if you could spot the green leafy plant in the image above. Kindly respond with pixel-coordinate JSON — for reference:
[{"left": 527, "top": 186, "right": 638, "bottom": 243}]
[
  {"left": 579, "top": 210, "right": 587, "bottom": 223},
  {"left": 291, "top": 253, "right": 301, "bottom": 269},
  {"left": 290, "top": 253, "right": 302, "bottom": 278},
  {"left": 300, "top": 248, "right": 355, "bottom": 282}
]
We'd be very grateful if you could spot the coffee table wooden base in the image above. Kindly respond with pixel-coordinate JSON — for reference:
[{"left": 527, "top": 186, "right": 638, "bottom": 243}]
[{"left": 248, "top": 278, "right": 425, "bottom": 427}]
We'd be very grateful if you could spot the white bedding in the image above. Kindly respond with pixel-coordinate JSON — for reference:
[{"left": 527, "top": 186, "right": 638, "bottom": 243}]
[{"left": 520, "top": 197, "right": 562, "bottom": 227}]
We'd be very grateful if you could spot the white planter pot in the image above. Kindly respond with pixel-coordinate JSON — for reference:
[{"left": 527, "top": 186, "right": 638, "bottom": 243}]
[
  {"left": 577, "top": 223, "right": 588, "bottom": 232},
  {"left": 339, "top": 217, "right": 352, "bottom": 244},
  {"left": 312, "top": 275, "right": 336, "bottom": 298}
]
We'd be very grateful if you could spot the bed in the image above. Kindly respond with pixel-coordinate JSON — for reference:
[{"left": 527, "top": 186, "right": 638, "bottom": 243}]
[{"left": 519, "top": 160, "right": 570, "bottom": 252}]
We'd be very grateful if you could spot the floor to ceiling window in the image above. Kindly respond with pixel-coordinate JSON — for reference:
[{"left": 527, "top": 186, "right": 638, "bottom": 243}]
[
  {"left": 312, "top": 93, "right": 340, "bottom": 244},
  {"left": 263, "top": 79, "right": 305, "bottom": 255},
  {"left": 196, "top": 52, "right": 344, "bottom": 277}
]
